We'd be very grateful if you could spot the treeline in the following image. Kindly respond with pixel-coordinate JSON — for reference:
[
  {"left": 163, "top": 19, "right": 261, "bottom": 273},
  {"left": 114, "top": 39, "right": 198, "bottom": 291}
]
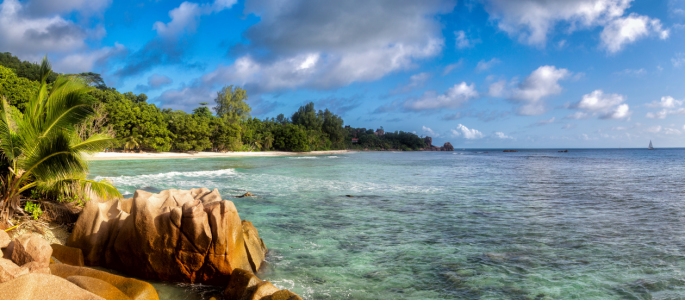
[{"left": 0, "top": 52, "right": 428, "bottom": 152}]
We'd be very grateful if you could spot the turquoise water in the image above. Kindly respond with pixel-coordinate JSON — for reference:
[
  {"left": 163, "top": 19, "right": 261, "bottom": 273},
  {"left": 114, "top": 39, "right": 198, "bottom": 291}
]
[{"left": 89, "top": 150, "right": 685, "bottom": 299}]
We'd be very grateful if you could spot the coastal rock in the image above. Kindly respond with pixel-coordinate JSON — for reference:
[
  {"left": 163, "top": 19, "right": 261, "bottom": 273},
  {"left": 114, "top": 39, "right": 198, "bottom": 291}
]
[
  {"left": 249, "top": 281, "right": 281, "bottom": 300},
  {"left": 51, "top": 244, "right": 85, "bottom": 266},
  {"left": 0, "top": 257, "right": 28, "bottom": 283},
  {"left": 263, "top": 290, "right": 304, "bottom": 300},
  {"left": 11, "top": 233, "right": 53, "bottom": 265},
  {"left": 242, "top": 220, "right": 268, "bottom": 272},
  {"left": 424, "top": 137, "right": 432, "bottom": 147},
  {"left": 0, "top": 273, "right": 105, "bottom": 300},
  {"left": 442, "top": 142, "right": 454, "bottom": 151},
  {"left": 68, "top": 188, "right": 260, "bottom": 284},
  {"left": 223, "top": 268, "right": 304, "bottom": 300},
  {"left": 66, "top": 275, "right": 133, "bottom": 300},
  {"left": 0, "top": 229, "right": 10, "bottom": 248},
  {"left": 22, "top": 261, "right": 50, "bottom": 274},
  {"left": 50, "top": 264, "right": 159, "bottom": 300}
]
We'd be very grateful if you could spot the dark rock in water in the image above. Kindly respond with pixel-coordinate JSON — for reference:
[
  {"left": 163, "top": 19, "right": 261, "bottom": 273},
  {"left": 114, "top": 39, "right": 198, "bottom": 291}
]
[
  {"left": 345, "top": 195, "right": 354, "bottom": 197},
  {"left": 503, "top": 150, "right": 518, "bottom": 152},
  {"left": 67, "top": 188, "right": 265, "bottom": 284},
  {"left": 424, "top": 136, "right": 433, "bottom": 147},
  {"left": 442, "top": 142, "right": 454, "bottom": 151},
  {"left": 223, "top": 268, "right": 303, "bottom": 300},
  {"left": 237, "top": 192, "right": 255, "bottom": 198}
]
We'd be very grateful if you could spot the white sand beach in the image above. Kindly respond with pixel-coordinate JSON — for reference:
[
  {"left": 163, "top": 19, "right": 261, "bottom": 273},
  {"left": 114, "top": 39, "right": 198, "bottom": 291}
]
[{"left": 86, "top": 150, "right": 354, "bottom": 160}]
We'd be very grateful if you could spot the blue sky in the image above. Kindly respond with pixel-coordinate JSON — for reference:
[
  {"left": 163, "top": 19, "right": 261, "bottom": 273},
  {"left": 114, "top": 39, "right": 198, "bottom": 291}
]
[{"left": 2, "top": 0, "right": 685, "bottom": 147}]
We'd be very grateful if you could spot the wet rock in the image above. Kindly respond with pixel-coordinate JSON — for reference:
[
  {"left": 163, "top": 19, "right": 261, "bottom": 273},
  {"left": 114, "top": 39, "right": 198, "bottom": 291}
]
[
  {"left": 223, "top": 268, "right": 263, "bottom": 299},
  {"left": 0, "top": 257, "right": 28, "bottom": 283},
  {"left": 50, "top": 264, "right": 159, "bottom": 300},
  {"left": 242, "top": 220, "right": 268, "bottom": 273},
  {"left": 237, "top": 192, "right": 255, "bottom": 198},
  {"left": 68, "top": 188, "right": 255, "bottom": 284},
  {"left": 67, "top": 275, "right": 132, "bottom": 300},
  {"left": 0, "top": 229, "right": 10, "bottom": 248},
  {"left": 263, "top": 290, "right": 303, "bottom": 300},
  {"left": 0, "top": 273, "right": 105, "bottom": 300},
  {"left": 51, "top": 244, "right": 85, "bottom": 266},
  {"left": 11, "top": 233, "right": 52, "bottom": 265},
  {"left": 248, "top": 281, "right": 280, "bottom": 300}
]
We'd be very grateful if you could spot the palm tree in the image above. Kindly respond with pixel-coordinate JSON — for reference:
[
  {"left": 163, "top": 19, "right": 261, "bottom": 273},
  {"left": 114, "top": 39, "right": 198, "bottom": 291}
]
[
  {"left": 262, "top": 133, "right": 274, "bottom": 150},
  {"left": 0, "top": 57, "right": 121, "bottom": 224},
  {"left": 123, "top": 135, "right": 139, "bottom": 152}
]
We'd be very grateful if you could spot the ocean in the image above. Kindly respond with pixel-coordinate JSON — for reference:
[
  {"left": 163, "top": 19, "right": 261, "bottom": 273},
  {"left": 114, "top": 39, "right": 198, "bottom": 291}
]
[{"left": 89, "top": 149, "right": 685, "bottom": 299}]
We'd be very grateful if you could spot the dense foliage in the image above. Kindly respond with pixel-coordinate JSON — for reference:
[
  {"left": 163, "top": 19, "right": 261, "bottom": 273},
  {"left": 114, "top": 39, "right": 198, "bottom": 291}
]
[{"left": 0, "top": 52, "right": 429, "bottom": 154}]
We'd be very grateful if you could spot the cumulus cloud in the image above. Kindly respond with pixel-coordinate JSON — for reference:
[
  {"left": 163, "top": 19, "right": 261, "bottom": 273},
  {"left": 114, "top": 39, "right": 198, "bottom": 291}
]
[
  {"left": 52, "top": 43, "right": 127, "bottom": 74},
  {"left": 403, "top": 82, "right": 478, "bottom": 111},
  {"left": 394, "top": 72, "right": 430, "bottom": 93},
  {"left": 155, "top": 84, "right": 216, "bottom": 111},
  {"left": 201, "top": 0, "right": 454, "bottom": 93},
  {"left": 507, "top": 65, "right": 571, "bottom": 115},
  {"left": 646, "top": 108, "right": 685, "bottom": 119},
  {"left": 568, "top": 90, "right": 631, "bottom": 119},
  {"left": 450, "top": 124, "right": 483, "bottom": 139},
  {"left": 600, "top": 13, "right": 669, "bottom": 53},
  {"left": 136, "top": 74, "right": 174, "bottom": 92},
  {"left": 476, "top": 58, "right": 501, "bottom": 72},
  {"left": 422, "top": 126, "right": 440, "bottom": 137},
  {"left": 494, "top": 132, "right": 513, "bottom": 139},
  {"left": 481, "top": 0, "right": 667, "bottom": 52},
  {"left": 23, "top": 0, "right": 111, "bottom": 17},
  {"left": 153, "top": 0, "right": 236, "bottom": 39},
  {"left": 646, "top": 96, "right": 683, "bottom": 108},
  {"left": 455, "top": 30, "right": 479, "bottom": 49}
]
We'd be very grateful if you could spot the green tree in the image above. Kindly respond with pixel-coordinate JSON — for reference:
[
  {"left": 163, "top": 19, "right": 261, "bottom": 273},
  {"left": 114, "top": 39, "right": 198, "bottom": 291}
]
[
  {"left": 213, "top": 85, "right": 251, "bottom": 123},
  {"left": 0, "top": 66, "right": 39, "bottom": 112},
  {"left": 0, "top": 52, "right": 57, "bottom": 83},
  {"left": 0, "top": 57, "right": 120, "bottom": 223},
  {"left": 321, "top": 109, "right": 344, "bottom": 145},
  {"left": 192, "top": 106, "right": 213, "bottom": 118},
  {"left": 291, "top": 102, "right": 323, "bottom": 131},
  {"left": 272, "top": 124, "right": 309, "bottom": 152},
  {"left": 105, "top": 99, "right": 172, "bottom": 151}
]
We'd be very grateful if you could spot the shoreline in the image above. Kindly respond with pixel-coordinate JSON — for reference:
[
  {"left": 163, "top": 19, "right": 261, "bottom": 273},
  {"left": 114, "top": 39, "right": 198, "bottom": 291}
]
[{"left": 86, "top": 150, "right": 354, "bottom": 160}]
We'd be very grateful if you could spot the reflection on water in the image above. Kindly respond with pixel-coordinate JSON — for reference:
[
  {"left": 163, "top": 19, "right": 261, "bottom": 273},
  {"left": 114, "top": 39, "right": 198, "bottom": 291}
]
[{"left": 89, "top": 149, "right": 685, "bottom": 299}]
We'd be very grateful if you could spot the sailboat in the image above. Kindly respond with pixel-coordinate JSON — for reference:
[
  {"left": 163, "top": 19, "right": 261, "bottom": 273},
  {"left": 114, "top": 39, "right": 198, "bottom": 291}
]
[{"left": 648, "top": 140, "right": 654, "bottom": 150}]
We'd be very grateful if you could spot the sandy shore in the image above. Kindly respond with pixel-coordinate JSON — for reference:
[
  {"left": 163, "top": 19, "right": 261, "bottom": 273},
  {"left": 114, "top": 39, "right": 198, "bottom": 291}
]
[{"left": 86, "top": 150, "right": 354, "bottom": 160}]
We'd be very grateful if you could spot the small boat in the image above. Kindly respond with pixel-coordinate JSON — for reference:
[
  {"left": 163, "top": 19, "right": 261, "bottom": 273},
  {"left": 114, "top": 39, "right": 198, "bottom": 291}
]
[{"left": 648, "top": 140, "right": 654, "bottom": 150}]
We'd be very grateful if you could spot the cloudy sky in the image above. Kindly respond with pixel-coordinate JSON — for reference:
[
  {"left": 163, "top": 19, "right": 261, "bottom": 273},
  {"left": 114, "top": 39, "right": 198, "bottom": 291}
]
[{"left": 3, "top": 0, "right": 685, "bottom": 148}]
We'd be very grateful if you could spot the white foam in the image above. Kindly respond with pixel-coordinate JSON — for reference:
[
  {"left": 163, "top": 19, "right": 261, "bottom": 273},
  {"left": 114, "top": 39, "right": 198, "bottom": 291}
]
[
  {"left": 288, "top": 156, "right": 317, "bottom": 159},
  {"left": 94, "top": 169, "right": 237, "bottom": 187}
]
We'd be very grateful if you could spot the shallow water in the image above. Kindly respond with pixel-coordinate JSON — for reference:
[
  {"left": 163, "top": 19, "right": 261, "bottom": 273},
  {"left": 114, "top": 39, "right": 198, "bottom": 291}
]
[{"left": 89, "top": 149, "right": 685, "bottom": 299}]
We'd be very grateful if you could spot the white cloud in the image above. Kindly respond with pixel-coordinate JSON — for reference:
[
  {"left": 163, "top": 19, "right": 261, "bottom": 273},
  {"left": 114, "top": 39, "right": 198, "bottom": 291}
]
[
  {"left": 600, "top": 13, "right": 669, "bottom": 53},
  {"left": 398, "top": 72, "right": 430, "bottom": 92},
  {"left": 570, "top": 90, "right": 631, "bottom": 119},
  {"left": 646, "top": 96, "right": 683, "bottom": 108},
  {"left": 451, "top": 124, "right": 484, "bottom": 139},
  {"left": 422, "top": 126, "right": 440, "bottom": 137},
  {"left": 673, "top": 53, "right": 685, "bottom": 68},
  {"left": 487, "top": 80, "right": 508, "bottom": 97},
  {"left": 536, "top": 117, "right": 556, "bottom": 125},
  {"left": 202, "top": 0, "right": 453, "bottom": 93},
  {"left": 509, "top": 65, "right": 571, "bottom": 115},
  {"left": 136, "top": 74, "right": 174, "bottom": 92},
  {"left": 442, "top": 59, "right": 463, "bottom": 75},
  {"left": 455, "top": 30, "right": 479, "bottom": 49},
  {"left": 52, "top": 43, "right": 126, "bottom": 73},
  {"left": 613, "top": 68, "right": 646, "bottom": 76},
  {"left": 481, "top": 0, "right": 667, "bottom": 52},
  {"left": 646, "top": 108, "right": 685, "bottom": 119},
  {"left": 476, "top": 58, "right": 501, "bottom": 72},
  {"left": 664, "top": 127, "right": 682, "bottom": 135},
  {"left": 494, "top": 132, "right": 513, "bottom": 139},
  {"left": 153, "top": 0, "right": 236, "bottom": 39},
  {"left": 403, "top": 82, "right": 478, "bottom": 111}
]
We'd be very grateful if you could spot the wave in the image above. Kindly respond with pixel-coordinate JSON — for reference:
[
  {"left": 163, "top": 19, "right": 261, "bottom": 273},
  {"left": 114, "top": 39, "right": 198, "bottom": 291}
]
[
  {"left": 94, "top": 168, "right": 237, "bottom": 187},
  {"left": 288, "top": 156, "right": 317, "bottom": 159}
]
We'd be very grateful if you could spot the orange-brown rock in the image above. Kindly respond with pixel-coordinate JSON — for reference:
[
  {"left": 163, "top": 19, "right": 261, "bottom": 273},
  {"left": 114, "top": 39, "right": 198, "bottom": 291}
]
[
  {"left": 242, "top": 220, "right": 267, "bottom": 273},
  {"left": 0, "top": 257, "right": 28, "bottom": 283},
  {"left": 0, "top": 273, "right": 105, "bottom": 300},
  {"left": 223, "top": 268, "right": 263, "bottom": 299},
  {"left": 0, "top": 229, "right": 10, "bottom": 248},
  {"left": 67, "top": 275, "right": 133, "bottom": 300},
  {"left": 68, "top": 188, "right": 256, "bottom": 284},
  {"left": 247, "top": 281, "right": 281, "bottom": 300},
  {"left": 11, "top": 233, "right": 52, "bottom": 265},
  {"left": 50, "top": 264, "right": 159, "bottom": 300},
  {"left": 263, "top": 290, "right": 304, "bottom": 300},
  {"left": 51, "top": 244, "right": 85, "bottom": 266},
  {"left": 22, "top": 261, "right": 50, "bottom": 274}
]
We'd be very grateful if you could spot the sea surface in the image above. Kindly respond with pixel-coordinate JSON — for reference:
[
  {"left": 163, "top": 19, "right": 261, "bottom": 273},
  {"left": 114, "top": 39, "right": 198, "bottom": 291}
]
[{"left": 88, "top": 149, "right": 685, "bottom": 299}]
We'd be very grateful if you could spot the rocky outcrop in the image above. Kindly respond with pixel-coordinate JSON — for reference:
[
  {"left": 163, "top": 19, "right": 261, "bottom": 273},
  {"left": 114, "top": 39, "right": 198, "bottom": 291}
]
[
  {"left": 0, "top": 273, "right": 105, "bottom": 300},
  {"left": 10, "top": 233, "right": 52, "bottom": 265},
  {"left": 0, "top": 257, "right": 28, "bottom": 282},
  {"left": 424, "top": 137, "right": 432, "bottom": 147},
  {"left": 224, "top": 268, "right": 303, "bottom": 300},
  {"left": 67, "top": 188, "right": 267, "bottom": 284},
  {"left": 50, "top": 264, "right": 159, "bottom": 300},
  {"left": 242, "top": 220, "right": 268, "bottom": 272},
  {"left": 66, "top": 275, "right": 132, "bottom": 300},
  {"left": 0, "top": 230, "right": 10, "bottom": 248},
  {"left": 51, "top": 244, "right": 85, "bottom": 266},
  {"left": 442, "top": 142, "right": 454, "bottom": 151}
]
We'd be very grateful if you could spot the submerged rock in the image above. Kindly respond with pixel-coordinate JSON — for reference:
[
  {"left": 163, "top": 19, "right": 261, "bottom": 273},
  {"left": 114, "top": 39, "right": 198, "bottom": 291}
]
[{"left": 67, "top": 188, "right": 265, "bottom": 284}]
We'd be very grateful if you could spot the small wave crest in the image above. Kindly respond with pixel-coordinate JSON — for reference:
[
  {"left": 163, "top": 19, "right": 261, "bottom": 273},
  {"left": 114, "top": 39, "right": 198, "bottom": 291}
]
[
  {"left": 94, "top": 168, "right": 237, "bottom": 187},
  {"left": 289, "top": 156, "right": 317, "bottom": 159}
]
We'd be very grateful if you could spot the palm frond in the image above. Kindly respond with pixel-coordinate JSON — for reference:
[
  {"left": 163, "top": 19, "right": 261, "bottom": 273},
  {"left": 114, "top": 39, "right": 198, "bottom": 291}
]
[
  {"left": 39, "top": 55, "right": 51, "bottom": 84},
  {"left": 0, "top": 97, "right": 20, "bottom": 162},
  {"left": 71, "top": 134, "right": 115, "bottom": 154}
]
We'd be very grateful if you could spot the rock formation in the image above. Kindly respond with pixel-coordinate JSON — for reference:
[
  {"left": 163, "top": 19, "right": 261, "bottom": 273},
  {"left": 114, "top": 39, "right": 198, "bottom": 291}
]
[
  {"left": 224, "top": 268, "right": 303, "bottom": 300},
  {"left": 0, "top": 273, "right": 105, "bottom": 300},
  {"left": 442, "top": 142, "right": 454, "bottom": 151},
  {"left": 67, "top": 188, "right": 268, "bottom": 284},
  {"left": 424, "top": 137, "right": 432, "bottom": 147}
]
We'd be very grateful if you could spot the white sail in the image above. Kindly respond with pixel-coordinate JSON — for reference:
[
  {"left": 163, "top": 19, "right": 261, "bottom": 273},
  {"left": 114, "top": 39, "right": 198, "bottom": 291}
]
[{"left": 648, "top": 140, "right": 654, "bottom": 150}]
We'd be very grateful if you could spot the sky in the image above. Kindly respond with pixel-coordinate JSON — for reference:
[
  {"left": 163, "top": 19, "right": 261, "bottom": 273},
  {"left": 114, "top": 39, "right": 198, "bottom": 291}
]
[{"left": 2, "top": 0, "right": 685, "bottom": 148}]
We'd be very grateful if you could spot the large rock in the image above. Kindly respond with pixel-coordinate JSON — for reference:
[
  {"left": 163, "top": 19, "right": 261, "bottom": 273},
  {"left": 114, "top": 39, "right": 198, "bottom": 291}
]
[
  {"left": 442, "top": 142, "right": 454, "bottom": 151},
  {"left": 67, "top": 275, "right": 133, "bottom": 300},
  {"left": 50, "top": 264, "right": 159, "bottom": 300},
  {"left": 223, "top": 268, "right": 303, "bottom": 300},
  {"left": 242, "top": 220, "right": 268, "bottom": 273},
  {"left": 0, "top": 229, "right": 10, "bottom": 248},
  {"left": 11, "top": 233, "right": 52, "bottom": 265},
  {"left": 263, "top": 290, "right": 304, "bottom": 300},
  {"left": 51, "top": 244, "right": 85, "bottom": 266},
  {"left": 68, "top": 188, "right": 260, "bottom": 284},
  {"left": 0, "top": 273, "right": 105, "bottom": 300},
  {"left": 0, "top": 257, "right": 28, "bottom": 283}
]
